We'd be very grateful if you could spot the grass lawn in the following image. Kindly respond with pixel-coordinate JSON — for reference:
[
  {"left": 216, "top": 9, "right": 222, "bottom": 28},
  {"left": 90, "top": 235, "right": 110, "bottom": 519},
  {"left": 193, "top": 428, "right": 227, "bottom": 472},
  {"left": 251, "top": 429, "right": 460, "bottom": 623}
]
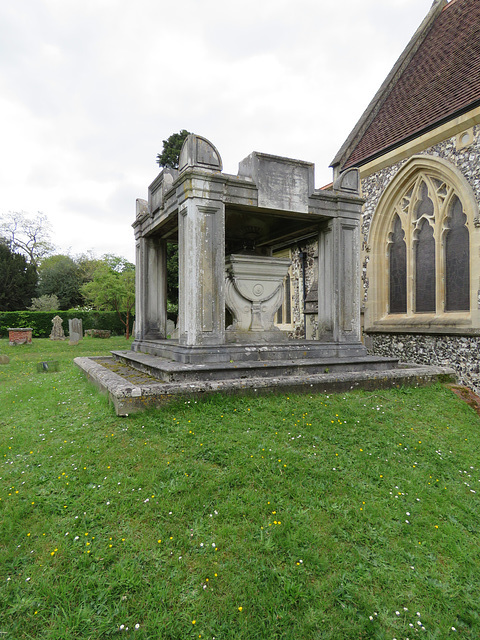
[{"left": 1, "top": 337, "right": 480, "bottom": 639}]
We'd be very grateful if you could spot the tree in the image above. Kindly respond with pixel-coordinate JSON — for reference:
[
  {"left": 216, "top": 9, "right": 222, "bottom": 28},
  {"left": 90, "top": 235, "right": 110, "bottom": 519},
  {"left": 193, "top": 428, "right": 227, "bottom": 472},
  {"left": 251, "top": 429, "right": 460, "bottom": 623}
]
[
  {"left": 0, "top": 240, "right": 37, "bottom": 311},
  {"left": 37, "top": 255, "right": 83, "bottom": 309},
  {"left": 28, "top": 294, "right": 60, "bottom": 311},
  {"left": 156, "top": 130, "right": 191, "bottom": 169},
  {"left": 75, "top": 251, "right": 105, "bottom": 285},
  {"left": 0, "top": 211, "right": 55, "bottom": 267},
  {"left": 81, "top": 256, "right": 135, "bottom": 338}
]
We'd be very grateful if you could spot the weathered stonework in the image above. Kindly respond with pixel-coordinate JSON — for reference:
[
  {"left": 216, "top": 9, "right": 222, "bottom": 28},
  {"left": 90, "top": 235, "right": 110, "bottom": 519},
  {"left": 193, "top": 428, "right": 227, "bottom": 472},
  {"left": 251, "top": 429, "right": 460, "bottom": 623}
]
[
  {"left": 286, "top": 241, "right": 317, "bottom": 339},
  {"left": 75, "top": 134, "right": 457, "bottom": 412},
  {"left": 361, "top": 124, "right": 480, "bottom": 256},
  {"left": 370, "top": 332, "right": 480, "bottom": 394}
]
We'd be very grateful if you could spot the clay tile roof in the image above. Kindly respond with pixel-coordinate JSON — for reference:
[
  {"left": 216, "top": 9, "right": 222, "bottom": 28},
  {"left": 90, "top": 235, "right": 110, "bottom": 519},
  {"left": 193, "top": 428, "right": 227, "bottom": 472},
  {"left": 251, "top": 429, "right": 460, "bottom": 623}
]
[{"left": 338, "top": 0, "right": 480, "bottom": 171}]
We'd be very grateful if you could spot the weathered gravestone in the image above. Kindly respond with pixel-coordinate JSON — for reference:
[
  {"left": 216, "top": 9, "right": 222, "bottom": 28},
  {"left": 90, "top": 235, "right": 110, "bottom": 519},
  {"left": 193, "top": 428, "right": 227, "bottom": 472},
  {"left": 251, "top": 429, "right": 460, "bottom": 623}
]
[
  {"left": 166, "top": 319, "right": 176, "bottom": 337},
  {"left": 69, "top": 318, "right": 83, "bottom": 341},
  {"left": 50, "top": 316, "right": 66, "bottom": 341},
  {"left": 68, "top": 318, "right": 83, "bottom": 345}
]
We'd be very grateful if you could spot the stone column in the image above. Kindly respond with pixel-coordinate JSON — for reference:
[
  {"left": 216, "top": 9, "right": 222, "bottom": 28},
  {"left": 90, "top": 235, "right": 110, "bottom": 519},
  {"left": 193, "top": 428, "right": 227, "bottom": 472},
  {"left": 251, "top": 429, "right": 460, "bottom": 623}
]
[
  {"left": 146, "top": 237, "right": 167, "bottom": 339},
  {"left": 178, "top": 199, "right": 226, "bottom": 346},
  {"left": 317, "top": 221, "right": 334, "bottom": 339},
  {"left": 317, "top": 214, "right": 361, "bottom": 344},
  {"left": 336, "top": 214, "right": 362, "bottom": 344},
  {"left": 134, "top": 239, "right": 144, "bottom": 340},
  {"left": 135, "top": 236, "right": 168, "bottom": 341}
]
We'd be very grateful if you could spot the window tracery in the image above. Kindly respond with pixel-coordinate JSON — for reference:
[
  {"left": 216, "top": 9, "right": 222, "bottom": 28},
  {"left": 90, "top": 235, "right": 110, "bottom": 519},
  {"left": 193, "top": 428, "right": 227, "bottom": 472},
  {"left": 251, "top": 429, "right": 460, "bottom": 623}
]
[
  {"left": 387, "top": 173, "right": 469, "bottom": 315},
  {"left": 367, "top": 156, "right": 477, "bottom": 329}
]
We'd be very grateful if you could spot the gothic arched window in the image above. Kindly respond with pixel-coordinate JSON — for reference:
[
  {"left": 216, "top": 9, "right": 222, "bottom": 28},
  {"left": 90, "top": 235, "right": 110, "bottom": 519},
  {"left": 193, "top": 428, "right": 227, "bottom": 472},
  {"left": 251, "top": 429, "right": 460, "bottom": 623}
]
[{"left": 368, "top": 158, "right": 474, "bottom": 326}]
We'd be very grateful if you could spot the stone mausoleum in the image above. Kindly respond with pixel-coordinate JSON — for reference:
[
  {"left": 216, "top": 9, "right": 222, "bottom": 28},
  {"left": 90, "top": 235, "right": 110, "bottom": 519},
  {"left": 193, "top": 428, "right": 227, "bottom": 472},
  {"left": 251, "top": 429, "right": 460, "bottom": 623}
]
[{"left": 131, "top": 134, "right": 365, "bottom": 361}]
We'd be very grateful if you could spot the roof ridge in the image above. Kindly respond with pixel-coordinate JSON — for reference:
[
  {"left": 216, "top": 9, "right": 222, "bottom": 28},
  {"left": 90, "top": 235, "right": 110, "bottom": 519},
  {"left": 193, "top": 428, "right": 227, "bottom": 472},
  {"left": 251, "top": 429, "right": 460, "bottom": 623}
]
[
  {"left": 335, "top": 0, "right": 480, "bottom": 172},
  {"left": 443, "top": 0, "right": 461, "bottom": 10}
]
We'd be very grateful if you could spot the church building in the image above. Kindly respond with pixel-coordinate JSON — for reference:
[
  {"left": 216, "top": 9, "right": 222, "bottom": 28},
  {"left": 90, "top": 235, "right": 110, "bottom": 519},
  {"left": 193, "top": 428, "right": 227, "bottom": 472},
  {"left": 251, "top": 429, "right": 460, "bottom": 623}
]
[{"left": 326, "top": 0, "right": 480, "bottom": 390}]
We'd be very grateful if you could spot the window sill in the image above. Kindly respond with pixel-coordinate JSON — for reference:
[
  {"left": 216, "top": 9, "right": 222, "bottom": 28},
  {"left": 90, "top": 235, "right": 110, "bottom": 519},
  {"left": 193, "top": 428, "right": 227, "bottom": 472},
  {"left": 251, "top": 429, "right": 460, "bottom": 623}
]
[{"left": 365, "top": 314, "right": 480, "bottom": 335}]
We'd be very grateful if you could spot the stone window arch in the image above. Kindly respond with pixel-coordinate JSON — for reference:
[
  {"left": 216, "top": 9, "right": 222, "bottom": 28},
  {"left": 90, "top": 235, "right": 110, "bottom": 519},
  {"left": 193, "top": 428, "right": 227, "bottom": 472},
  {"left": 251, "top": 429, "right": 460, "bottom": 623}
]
[{"left": 366, "top": 156, "right": 479, "bottom": 330}]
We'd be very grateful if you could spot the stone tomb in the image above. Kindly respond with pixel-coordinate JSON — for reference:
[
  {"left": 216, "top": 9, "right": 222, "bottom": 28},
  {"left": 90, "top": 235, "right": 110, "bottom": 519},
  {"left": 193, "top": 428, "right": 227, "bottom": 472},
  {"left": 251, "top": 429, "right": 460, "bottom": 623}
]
[
  {"left": 75, "top": 135, "right": 455, "bottom": 413},
  {"left": 130, "top": 134, "right": 367, "bottom": 363},
  {"left": 119, "top": 135, "right": 405, "bottom": 374}
]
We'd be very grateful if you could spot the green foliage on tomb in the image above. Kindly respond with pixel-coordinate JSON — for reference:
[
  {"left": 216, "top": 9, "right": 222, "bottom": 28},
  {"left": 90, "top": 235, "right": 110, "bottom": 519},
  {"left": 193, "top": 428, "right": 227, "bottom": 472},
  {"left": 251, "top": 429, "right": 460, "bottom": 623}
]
[
  {"left": 156, "top": 129, "right": 191, "bottom": 168},
  {"left": 1, "top": 338, "right": 480, "bottom": 638},
  {"left": 166, "top": 241, "right": 179, "bottom": 311}
]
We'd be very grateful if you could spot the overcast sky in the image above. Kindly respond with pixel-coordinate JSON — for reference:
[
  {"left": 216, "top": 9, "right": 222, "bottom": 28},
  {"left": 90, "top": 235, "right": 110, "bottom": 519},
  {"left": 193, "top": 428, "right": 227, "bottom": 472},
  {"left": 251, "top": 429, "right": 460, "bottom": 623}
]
[{"left": 0, "top": 0, "right": 436, "bottom": 263}]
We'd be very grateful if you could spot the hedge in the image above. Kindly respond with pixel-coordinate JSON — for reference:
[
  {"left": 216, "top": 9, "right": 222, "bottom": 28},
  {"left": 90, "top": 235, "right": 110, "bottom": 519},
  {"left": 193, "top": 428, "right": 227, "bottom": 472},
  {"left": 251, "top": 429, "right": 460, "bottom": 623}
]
[{"left": 0, "top": 311, "right": 135, "bottom": 339}]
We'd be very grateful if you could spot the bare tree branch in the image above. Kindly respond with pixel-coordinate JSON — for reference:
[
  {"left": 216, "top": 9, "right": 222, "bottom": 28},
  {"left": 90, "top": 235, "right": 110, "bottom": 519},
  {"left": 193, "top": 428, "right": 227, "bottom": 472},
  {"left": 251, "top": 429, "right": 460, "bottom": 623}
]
[{"left": 0, "top": 211, "right": 55, "bottom": 267}]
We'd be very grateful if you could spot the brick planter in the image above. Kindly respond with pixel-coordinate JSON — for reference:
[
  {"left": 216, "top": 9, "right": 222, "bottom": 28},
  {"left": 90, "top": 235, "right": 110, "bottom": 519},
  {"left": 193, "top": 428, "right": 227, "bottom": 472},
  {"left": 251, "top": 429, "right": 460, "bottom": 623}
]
[{"left": 8, "top": 328, "right": 33, "bottom": 345}]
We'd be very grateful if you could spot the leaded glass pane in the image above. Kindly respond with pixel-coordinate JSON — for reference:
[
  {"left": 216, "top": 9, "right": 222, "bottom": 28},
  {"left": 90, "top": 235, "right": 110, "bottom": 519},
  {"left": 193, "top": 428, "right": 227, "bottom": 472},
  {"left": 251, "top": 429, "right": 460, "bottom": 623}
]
[
  {"left": 389, "top": 215, "right": 407, "bottom": 313},
  {"left": 415, "top": 220, "right": 436, "bottom": 312},
  {"left": 445, "top": 195, "right": 469, "bottom": 311}
]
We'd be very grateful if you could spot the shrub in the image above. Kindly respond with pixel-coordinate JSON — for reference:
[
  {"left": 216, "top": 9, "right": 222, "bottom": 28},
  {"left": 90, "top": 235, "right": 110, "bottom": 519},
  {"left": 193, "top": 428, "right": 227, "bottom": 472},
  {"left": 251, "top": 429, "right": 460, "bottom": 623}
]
[{"left": 29, "top": 294, "right": 60, "bottom": 311}]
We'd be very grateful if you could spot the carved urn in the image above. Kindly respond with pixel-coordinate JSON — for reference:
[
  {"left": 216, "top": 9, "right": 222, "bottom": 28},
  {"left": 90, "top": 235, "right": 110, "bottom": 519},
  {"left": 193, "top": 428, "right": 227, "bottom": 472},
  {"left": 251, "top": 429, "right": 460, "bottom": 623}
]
[{"left": 225, "top": 254, "right": 291, "bottom": 342}]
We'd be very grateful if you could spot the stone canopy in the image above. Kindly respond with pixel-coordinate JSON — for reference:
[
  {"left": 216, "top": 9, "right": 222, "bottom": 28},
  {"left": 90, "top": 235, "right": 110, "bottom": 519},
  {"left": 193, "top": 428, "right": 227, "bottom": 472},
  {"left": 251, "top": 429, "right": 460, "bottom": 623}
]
[{"left": 132, "top": 134, "right": 365, "bottom": 364}]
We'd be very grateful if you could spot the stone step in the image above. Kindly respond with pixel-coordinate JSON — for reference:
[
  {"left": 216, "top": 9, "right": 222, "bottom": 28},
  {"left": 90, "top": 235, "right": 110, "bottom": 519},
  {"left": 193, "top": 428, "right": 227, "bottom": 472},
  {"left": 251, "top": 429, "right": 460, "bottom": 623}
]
[
  {"left": 74, "top": 355, "right": 456, "bottom": 416},
  {"left": 111, "top": 350, "right": 399, "bottom": 383},
  {"left": 130, "top": 339, "right": 370, "bottom": 364}
]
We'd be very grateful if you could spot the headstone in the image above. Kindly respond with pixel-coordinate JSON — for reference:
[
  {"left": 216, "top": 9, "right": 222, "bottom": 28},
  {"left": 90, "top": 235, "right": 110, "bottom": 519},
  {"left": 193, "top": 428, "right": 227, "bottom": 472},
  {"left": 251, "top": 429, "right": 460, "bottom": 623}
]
[
  {"left": 69, "top": 318, "right": 83, "bottom": 340},
  {"left": 0, "top": 354, "right": 9, "bottom": 364},
  {"left": 166, "top": 319, "right": 175, "bottom": 337},
  {"left": 50, "top": 316, "right": 66, "bottom": 341},
  {"left": 69, "top": 332, "right": 81, "bottom": 345}
]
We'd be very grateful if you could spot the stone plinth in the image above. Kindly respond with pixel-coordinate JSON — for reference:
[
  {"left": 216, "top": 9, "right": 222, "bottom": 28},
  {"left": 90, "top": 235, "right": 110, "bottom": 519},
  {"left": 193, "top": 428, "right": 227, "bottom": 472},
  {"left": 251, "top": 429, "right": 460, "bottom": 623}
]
[{"left": 8, "top": 328, "right": 33, "bottom": 345}]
